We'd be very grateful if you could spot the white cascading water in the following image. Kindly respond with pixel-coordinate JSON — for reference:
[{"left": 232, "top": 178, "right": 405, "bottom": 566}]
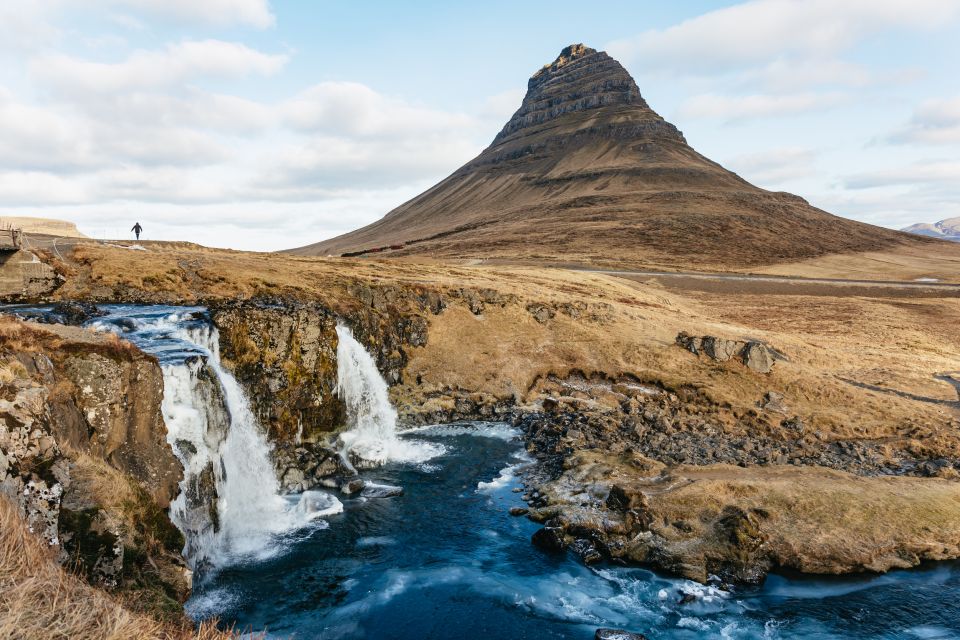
[
  {"left": 335, "top": 325, "right": 442, "bottom": 466},
  {"left": 178, "top": 325, "right": 294, "bottom": 558},
  {"left": 158, "top": 320, "right": 340, "bottom": 571}
]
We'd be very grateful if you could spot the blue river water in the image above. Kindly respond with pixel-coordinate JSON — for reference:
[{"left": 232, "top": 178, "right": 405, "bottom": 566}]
[
  {"left": 186, "top": 423, "right": 960, "bottom": 640},
  {"left": 4, "top": 304, "right": 959, "bottom": 639}
]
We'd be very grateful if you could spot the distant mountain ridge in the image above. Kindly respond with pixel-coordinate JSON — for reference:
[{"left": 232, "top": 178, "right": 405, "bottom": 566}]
[
  {"left": 902, "top": 217, "right": 960, "bottom": 242},
  {"left": 288, "top": 44, "right": 928, "bottom": 268},
  {"left": 0, "top": 216, "right": 87, "bottom": 238}
]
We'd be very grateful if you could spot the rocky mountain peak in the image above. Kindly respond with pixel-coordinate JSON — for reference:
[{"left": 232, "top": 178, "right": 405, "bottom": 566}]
[
  {"left": 532, "top": 43, "right": 595, "bottom": 80},
  {"left": 493, "top": 43, "right": 660, "bottom": 145}
]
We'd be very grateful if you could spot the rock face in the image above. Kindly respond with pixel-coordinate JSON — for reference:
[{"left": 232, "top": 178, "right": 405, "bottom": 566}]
[
  {"left": 54, "top": 351, "right": 181, "bottom": 505},
  {"left": 289, "top": 44, "right": 919, "bottom": 269},
  {"left": 0, "top": 369, "right": 69, "bottom": 548},
  {"left": 0, "top": 321, "right": 188, "bottom": 609},
  {"left": 210, "top": 285, "right": 440, "bottom": 442}
]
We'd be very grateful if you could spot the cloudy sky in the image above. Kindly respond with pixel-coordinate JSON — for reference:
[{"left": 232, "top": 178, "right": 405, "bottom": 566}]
[{"left": 1, "top": 0, "right": 958, "bottom": 250}]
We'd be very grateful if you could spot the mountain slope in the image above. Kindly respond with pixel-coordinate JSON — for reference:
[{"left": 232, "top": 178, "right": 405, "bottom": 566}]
[
  {"left": 902, "top": 217, "right": 960, "bottom": 242},
  {"left": 288, "top": 44, "right": 930, "bottom": 269}
]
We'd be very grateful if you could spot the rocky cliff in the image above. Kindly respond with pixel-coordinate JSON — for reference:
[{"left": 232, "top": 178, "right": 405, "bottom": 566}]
[{"left": 0, "top": 319, "right": 190, "bottom": 620}]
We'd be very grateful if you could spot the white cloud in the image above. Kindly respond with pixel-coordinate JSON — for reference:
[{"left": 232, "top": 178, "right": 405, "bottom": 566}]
[
  {"left": 253, "top": 132, "right": 482, "bottom": 193},
  {"left": 0, "top": 172, "right": 90, "bottom": 205},
  {"left": 844, "top": 160, "right": 960, "bottom": 189},
  {"left": 31, "top": 40, "right": 287, "bottom": 94},
  {"left": 0, "top": 88, "right": 95, "bottom": 171},
  {"left": 725, "top": 147, "right": 819, "bottom": 185},
  {"left": 608, "top": 0, "right": 960, "bottom": 75},
  {"left": 815, "top": 186, "right": 960, "bottom": 230},
  {"left": 677, "top": 92, "right": 847, "bottom": 121},
  {"left": 283, "top": 82, "right": 476, "bottom": 137},
  {"left": 887, "top": 96, "right": 960, "bottom": 145},
  {"left": 98, "top": 0, "right": 275, "bottom": 29},
  {"left": 0, "top": 3, "right": 61, "bottom": 52}
]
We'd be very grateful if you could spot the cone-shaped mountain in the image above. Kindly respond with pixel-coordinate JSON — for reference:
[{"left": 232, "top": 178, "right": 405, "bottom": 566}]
[{"left": 289, "top": 44, "right": 924, "bottom": 268}]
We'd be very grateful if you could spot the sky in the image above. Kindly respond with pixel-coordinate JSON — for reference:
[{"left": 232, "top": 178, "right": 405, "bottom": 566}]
[{"left": 0, "top": 0, "right": 959, "bottom": 251}]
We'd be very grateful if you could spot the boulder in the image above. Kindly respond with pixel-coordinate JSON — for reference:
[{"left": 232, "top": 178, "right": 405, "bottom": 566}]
[
  {"left": 49, "top": 301, "right": 105, "bottom": 326},
  {"left": 742, "top": 341, "right": 775, "bottom": 374},
  {"left": 675, "top": 332, "right": 779, "bottom": 374},
  {"left": 761, "top": 391, "right": 788, "bottom": 413},
  {"left": 605, "top": 484, "right": 648, "bottom": 512},
  {"left": 360, "top": 482, "right": 403, "bottom": 498},
  {"left": 675, "top": 331, "right": 702, "bottom": 354},
  {"left": 703, "top": 336, "right": 744, "bottom": 362},
  {"left": 340, "top": 477, "right": 366, "bottom": 495},
  {"left": 571, "top": 538, "right": 603, "bottom": 564},
  {"left": 531, "top": 526, "right": 567, "bottom": 553}
]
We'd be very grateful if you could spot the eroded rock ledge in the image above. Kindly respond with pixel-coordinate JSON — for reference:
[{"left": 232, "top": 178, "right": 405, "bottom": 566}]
[{"left": 0, "top": 320, "right": 190, "bottom": 620}]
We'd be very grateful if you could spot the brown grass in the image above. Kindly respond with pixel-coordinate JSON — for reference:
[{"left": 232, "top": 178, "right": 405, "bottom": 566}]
[
  {"left": 50, "top": 242, "right": 960, "bottom": 458},
  {"left": 0, "top": 496, "right": 245, "bottom": 640}
]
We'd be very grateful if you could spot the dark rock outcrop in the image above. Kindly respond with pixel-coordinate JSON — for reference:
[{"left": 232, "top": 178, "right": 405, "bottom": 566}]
[{"left": 676, "top": 332, "right": 778, "bottom": 374}]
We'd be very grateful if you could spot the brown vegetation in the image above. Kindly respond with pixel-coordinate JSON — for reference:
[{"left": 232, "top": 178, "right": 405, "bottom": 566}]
[{"left": 0, "top": 496, "right": 242, "bottom": 640}]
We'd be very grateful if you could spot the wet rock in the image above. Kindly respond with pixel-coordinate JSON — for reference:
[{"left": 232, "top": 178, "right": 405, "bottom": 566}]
[
  {"left": 595, "top": 629, "right": 648, "bottom": 640},
  {"left": 571, "top": 538, "right": 603, "bottom": 564},
  {"left": 282, "top": 467, "right": 306, "bottom": 491},
  {"left": 361, "top": 482, "right": 403, "bottom": 498},
  {"left": 678, "top": 592, "right": 697, "bottom": 605},
  {"left": 50, "top": 301, "right": 105, "bottom": 325},
  {"left": 340, "top": 477, "right": 366, "bottom": 495},
  {"left": 110, "top": 317, "right": 137, "bottom": 332},
  {"left": 531, "top": 526, "right": 567, "bottom": 553},
  {"left": 509, "top": 506, "right": 529, "bottom": 516}
]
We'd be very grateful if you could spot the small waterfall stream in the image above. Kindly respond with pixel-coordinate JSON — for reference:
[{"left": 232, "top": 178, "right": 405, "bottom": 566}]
[
  {"left": 84, "top": 307, "right": 340, "bottom": 574},
  {"left": 335, "top": 325, "right": 443, "bottom": 467},
  {"left": 163, "top": 323, "right": 299, "bottom": 568}
]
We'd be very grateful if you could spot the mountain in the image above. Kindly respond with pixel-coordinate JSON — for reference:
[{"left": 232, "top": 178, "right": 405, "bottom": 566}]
[
  {"left": 288, "top": 44, "right": 927, "bottom": 269},
  {"left": 902, "top": 217, "right": 960, "bottom": 242},
  {"left": 0, "top": 216, "right": 87, "bottom": 238}
]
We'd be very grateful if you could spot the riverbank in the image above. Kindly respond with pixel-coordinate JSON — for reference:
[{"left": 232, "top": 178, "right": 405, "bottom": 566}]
[{"left": 3, "top": 240, "right": 960, "bottom": 635}]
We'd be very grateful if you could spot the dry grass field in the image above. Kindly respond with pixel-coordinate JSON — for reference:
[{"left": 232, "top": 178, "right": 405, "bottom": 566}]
[{"left": 0, "top": 497, "right": 243, "bottom": 640}]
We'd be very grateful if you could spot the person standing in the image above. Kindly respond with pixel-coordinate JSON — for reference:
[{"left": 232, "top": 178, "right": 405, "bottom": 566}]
[{"left": 131, "top": 222, "right": 143, "bottom": 241}]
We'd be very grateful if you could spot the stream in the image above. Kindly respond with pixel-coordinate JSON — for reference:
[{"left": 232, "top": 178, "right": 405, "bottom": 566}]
[{"left": 5, "top": 304, "right": 960, "bottom": 639}]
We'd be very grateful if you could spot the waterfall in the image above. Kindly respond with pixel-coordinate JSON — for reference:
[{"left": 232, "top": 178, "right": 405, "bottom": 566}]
[
  {"left": 159, "top": 321, "right": 337, "bottom": 573},
  {"left": 335, "top": 325, "right": 443, "bottom": 466}
]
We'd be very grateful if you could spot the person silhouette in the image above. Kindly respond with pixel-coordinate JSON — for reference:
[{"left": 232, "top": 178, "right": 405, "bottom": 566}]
[{"left": 131, "top": 222, "right": 142, "bottom": 241}]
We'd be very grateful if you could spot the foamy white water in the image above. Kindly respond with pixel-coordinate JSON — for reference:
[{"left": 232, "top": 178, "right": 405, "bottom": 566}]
[
  {"left": 147, "top": 315, "right": 325, "bottom": 570},
  {"left": 335, "top": 325, "right": 443, "bottom": 466}
]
